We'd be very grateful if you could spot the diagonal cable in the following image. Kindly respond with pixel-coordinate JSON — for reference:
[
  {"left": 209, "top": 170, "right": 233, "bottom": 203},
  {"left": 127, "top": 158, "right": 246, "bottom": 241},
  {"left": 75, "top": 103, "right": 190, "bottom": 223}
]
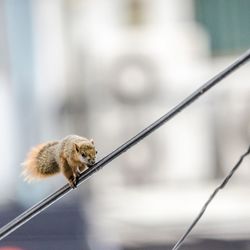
[
  {"left": 0, "top": 49, "right": 250, "bottom": 241},
  {"left": 171, "top": 144, "right": 250, "bottom": 250}
]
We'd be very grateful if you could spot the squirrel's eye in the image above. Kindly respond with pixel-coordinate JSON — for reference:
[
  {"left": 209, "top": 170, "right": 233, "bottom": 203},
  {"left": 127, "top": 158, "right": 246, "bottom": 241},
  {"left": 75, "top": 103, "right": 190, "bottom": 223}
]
[{"left": 82, "top": 153, "right": 86, "bottom": 158}]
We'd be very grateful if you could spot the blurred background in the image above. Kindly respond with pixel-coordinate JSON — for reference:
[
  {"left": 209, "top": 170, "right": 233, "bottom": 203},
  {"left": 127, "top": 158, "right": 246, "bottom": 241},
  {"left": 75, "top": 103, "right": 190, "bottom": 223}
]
[{"left": 0, "top": 0, "right": 250, "bottom": 249}]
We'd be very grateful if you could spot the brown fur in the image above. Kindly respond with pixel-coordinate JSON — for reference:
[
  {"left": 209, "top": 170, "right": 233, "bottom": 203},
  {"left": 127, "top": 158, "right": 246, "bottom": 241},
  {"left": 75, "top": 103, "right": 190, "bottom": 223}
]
[
  {"left": 22, "top": 142, "right": 60, "bottom": 182},
  {"left": 22, "top": 135, "right": 97, "bottom": 188}
]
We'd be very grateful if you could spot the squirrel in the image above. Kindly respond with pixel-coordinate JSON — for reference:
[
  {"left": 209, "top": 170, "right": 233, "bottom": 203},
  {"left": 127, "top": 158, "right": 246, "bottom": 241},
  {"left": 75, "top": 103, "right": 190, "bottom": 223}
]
[{"left": 22, "top": 135, "right": 97, "bottom": 188}]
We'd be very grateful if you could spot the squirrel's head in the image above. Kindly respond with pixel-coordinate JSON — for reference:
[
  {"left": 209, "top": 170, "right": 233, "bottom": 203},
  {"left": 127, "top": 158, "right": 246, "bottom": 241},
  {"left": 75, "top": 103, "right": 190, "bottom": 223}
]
[{"left": 74, "top": 139, "right": 97, "bottom": 166}]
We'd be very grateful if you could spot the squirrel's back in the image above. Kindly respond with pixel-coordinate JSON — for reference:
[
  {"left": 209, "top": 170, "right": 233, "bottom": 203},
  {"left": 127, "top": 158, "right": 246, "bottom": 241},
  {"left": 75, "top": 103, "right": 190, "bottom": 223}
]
[
  {"left": 55, "top": 135, "right": 90, "bottom": 162},
  {"left": 22, "top": 141, "right": 60, "bottom": 182}
]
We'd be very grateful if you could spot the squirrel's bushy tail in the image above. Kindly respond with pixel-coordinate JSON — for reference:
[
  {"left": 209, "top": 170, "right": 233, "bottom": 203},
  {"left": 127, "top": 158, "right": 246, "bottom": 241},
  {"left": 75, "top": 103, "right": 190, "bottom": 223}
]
[{"left": 22, "top": 142, "right": 60, "bottom": 182}]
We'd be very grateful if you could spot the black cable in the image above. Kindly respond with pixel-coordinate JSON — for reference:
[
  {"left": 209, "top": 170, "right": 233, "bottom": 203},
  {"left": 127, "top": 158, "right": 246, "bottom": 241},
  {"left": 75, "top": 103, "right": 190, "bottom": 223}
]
[
  {"left": 171, "top": 145, "right": 250, "bottom": 250},
  {"left": 0, "top": 49, "right": 250, "bottom": 241}
]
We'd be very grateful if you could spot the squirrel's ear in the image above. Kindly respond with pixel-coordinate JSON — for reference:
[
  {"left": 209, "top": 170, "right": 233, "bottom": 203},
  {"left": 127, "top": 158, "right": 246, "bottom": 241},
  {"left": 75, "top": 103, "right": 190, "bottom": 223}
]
[
  {"left": 74, "top": 143, "right": 80, "bottom": 152},
  {"left": 90, "top": 139, "right": 94, "bottom": 145}
]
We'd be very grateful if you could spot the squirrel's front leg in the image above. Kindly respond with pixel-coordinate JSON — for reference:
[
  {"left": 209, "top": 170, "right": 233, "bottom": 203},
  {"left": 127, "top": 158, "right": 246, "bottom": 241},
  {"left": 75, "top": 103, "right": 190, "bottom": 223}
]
[
  {"left": 78, "top": 164, "right": 88, "bottom": 174},
  {"left": 75, "top": 164, "right": 88, "bottom": 183},
  {"left": 60, "top": 158, "right": 77, "bottom": 188}
]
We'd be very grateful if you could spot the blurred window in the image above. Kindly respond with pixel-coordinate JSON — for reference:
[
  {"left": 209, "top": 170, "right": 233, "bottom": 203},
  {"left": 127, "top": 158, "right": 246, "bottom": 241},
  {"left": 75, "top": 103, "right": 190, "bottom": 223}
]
[{"left": 195, "top": 0, "right": 250, "bottom": 55}]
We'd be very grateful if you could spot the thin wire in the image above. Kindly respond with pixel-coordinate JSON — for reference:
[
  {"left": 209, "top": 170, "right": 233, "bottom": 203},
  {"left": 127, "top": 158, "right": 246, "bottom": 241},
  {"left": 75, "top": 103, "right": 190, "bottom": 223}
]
[
  {"left": 0, "top": 49, "right": 250, "bottom": 241},
  {"left": 171, "top": 144, "right": 250, "bottom": 250}
]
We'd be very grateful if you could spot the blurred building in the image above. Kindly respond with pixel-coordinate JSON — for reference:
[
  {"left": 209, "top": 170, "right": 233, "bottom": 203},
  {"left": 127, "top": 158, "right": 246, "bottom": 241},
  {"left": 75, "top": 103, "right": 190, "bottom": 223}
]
[{"left": 0, "top": 0, "right": 250, "bottom": 250}]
